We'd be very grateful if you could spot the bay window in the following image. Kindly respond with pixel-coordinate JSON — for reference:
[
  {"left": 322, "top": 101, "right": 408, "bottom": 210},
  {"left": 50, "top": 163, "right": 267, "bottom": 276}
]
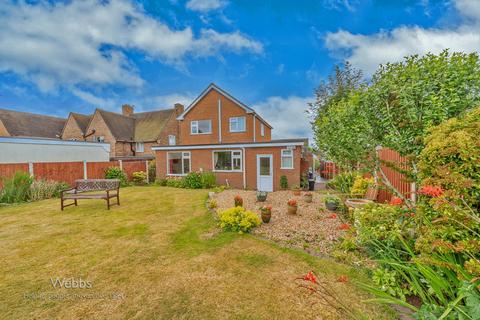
[
  {"left": 167, "top": 152, "right": 190, "bottom": 175},
  {"left": 191, "top": 120, "right": 212, "bottom": 134},
  {"left": 213, "top": 150, "right": 242, "bottom": 171},
  {"left": 281, "top": 149, "right": 294, "bottom": 169}
]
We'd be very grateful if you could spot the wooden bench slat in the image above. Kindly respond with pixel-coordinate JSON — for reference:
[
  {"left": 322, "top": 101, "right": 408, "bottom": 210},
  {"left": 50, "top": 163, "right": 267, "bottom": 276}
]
[{"left": 61, "top": 179, "right": 120, "bottom": 210}]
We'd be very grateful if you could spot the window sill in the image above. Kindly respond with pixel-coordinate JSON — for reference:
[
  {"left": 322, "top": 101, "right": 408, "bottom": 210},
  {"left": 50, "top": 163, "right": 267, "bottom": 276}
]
[
  {"left": 166, "top": 174, "right": 187, "bottom": 177},
  {"left": 280, "top": 167, "right": 294, "bottom": 170},
  {"left": 190, "top": 132, "right": 212, "bottom": 135},
  {"left": 213, "top": 170, "right": 243, "bottom": 173},
  {"left": 229, "top": 130, "right": 246, "bottom": 133}
]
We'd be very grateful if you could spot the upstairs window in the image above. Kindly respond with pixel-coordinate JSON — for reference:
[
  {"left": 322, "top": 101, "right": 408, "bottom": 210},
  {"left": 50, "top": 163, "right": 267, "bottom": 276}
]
[
  {"left": 229, "top": 117, "right": 246, "bottom": 132},
  {"left": 168, "top": 135, "right": 176, "bottom": 146},
  {"left": 191, "top": 120, "right": 212, "bottom": 134},
  {"left": 281, "top": 149, "right": 294, "bottom": 169},
  {"left": 260, "top": 123, "right": 265, "bottom": 136},
  {"left": 213, "top": 150, "right": 242, "bottom": 171},
  {"left": 168, "top": 152, "right": 190, "bottom": 175},
  {"left": 135, "top": 142, "right": 144, "bottom": 152}
]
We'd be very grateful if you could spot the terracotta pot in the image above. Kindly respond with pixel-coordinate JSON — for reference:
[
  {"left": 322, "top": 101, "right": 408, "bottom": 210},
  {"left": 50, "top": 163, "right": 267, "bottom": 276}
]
[
  {"left": 287, "top": 205, "right": 298, "bottom": 215},
  {"left": 293, "top": 190, "right": 301, "bottom": 196},
  {"left": 304, "top": 195, "right": 313, "bottom": 203},
  {"left": 234, "top": 199, "right": 243, "bottom": 207},
  {"left": 261, "top": 210, "right": 271, "bottom": 223}
]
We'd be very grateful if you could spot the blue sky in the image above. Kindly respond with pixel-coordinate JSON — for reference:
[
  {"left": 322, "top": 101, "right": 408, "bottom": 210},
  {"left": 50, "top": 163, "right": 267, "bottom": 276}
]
[{"left": 1, "top": 0, "right": 479, "bottom": 139}]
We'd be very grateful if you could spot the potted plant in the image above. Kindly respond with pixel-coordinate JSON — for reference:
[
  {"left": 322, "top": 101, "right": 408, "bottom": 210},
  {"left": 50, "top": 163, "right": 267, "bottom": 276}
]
[
  {"left": 256, "top": 191, "right": 268, "bottom": 202},
  {"left": 325, "top": 195, "right": 340, "bottom": 211},
  {"left": 287, "top": 198, "right": 298, "bottom": 215},
  {"left": 260, "top": 205, "right": 272, "bottom": 223},
  {"left": 292, "top": 185, "right": 301, "bottom": 196},
  {"left": 234, "top": 195, "right": 243, "bottom": 207},
  {"left": 303, "top": 192, "right": 313, "bottom": 203}
]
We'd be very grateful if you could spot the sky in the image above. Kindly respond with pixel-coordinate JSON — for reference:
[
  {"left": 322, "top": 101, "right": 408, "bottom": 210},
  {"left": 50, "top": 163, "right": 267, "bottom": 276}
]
[{"left": 1, "top": 0, "right": 480, "bottom": 141}]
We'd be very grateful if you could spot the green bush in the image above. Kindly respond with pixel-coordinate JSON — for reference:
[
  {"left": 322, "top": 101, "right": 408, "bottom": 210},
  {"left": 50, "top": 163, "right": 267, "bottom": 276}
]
[
  {"left": 350, "top": 175, "right": 374, "bottom": 197},
  {"left": 155, "top": 178, "right": 167, "bottom": 186},
  {"left": 165, "top": 177, "right": 185, "bottom": 188},
  {"left": 200, "top": 171, "right": 216, "bottom": 188},
  {"left": 219, "top": 206, "right": 261, "bottom": 233},
  {"left": 0, "top": 171, "right": 33, "bottom": 203},
  {"left": 327, "top": 171, "right": 357, "bottom": 194},
  {"left": 132, "top": 171, "right": 147, "bottom": 185},
  {"left": 29, "top": 180, "right": 69, "bottom": 201},
  {"left": 148, "top": 160, "right": 156, "bottom": 183},
  {"left": 280, "top": 175, "right": 288, "bottom": 189},
  {"left": 183, "top": 172, "right": 203, "bottom": 189},
  {"left": 105, "top": 167, "right": 127, "bottom": 186}
]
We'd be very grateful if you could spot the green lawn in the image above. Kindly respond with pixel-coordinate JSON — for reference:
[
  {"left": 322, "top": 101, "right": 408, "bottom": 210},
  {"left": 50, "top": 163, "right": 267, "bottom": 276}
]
[{"left": 0, "top": 187, "right": 394, "bottom": 319}]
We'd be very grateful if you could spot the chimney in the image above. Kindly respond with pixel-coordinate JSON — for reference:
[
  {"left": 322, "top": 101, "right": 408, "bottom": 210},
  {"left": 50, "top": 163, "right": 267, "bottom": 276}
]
[
  {"left": 174, "top": 103, "right": 184, "bottom": 117},
  {"left": 122, "top": 104, "right": 134, "bottom": 116}
]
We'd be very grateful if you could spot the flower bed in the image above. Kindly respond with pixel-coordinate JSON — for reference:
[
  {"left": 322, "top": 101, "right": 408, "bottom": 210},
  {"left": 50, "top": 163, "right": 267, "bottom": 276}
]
[{"left": 213, "top": 190, "right": 345, "bottom": 255}]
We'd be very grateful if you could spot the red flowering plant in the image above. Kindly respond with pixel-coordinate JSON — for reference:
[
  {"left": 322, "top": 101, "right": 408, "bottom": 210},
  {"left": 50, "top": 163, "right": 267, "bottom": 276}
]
[
  {"left": 327, "top": 213, "right": 337, "bottom": 219},
  {"left": 260, "top": 205, "right": 272, "bottom": 213},
  {"left": 338, "top": 223, "right": 350, "bottom": 231},
  {"left": 287, "top": 199, "right": 298, "bottom": 207},
  {"left": 389, "top": 197, "right": 403, "bottom": 206},
  {"left": 295, "top": 271, "right": 356, "bottom": 318},
  {"left": 418, "top": 185, "right": 444, "bottom": 198},
  {"left": 234, "top": 195, "right": 243, "bottom": 207}
]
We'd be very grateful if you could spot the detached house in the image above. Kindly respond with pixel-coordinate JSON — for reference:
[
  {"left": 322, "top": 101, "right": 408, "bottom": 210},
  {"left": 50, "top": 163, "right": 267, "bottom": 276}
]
[
  {"left": 153, "top": 84, "right": 310, "bottom": 191},
  {"left": 60, "top": 104, "right": 183, "bottom": 159}
]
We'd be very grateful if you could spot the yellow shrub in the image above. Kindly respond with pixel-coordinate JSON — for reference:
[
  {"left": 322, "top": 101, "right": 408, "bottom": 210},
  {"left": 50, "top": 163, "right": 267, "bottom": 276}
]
[
  {"left": 350, "top": 176, "right": 374, "bottom": 197},
  {"left": 219, "top": 206, "right": 261, "bottom": 234}
]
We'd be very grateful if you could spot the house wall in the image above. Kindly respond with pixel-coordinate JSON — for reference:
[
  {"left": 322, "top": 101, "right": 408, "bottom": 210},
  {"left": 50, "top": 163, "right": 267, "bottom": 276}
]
[
  {"left": 86, "top": 111, "right": 118, "bottom": 157},
  {"left": 61, "top": 116, "right": 84, "bottom": 141},
  {"left": 0, "top": 120, "right": 10, "bottom": 136},
  {"left": 178, "top": 89, "right": 271, "bottom": 145},
  {"left": 134, "top": 141, "right": 156, "bottom": 157},
  {"left": 114, "top": 142, "right": 133, "bottom": 157},
  {"left": 155, "top": 145, "right": 302, "bottom": 190},
  {"left": 253, "top": 116, "right": 271, "bottom": 142}
]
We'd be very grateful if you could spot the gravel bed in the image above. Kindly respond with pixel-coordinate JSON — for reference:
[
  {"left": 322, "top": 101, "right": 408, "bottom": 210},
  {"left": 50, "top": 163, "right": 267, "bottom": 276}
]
[{"left": 213, "top": 189, "right": 346, "bottom": 255}]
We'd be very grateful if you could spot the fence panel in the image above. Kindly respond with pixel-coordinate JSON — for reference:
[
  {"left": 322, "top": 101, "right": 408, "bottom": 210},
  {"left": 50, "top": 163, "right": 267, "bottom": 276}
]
[
  {"left": 122, "top": 160, "right": 146, "bottom": 180},
  {"left": 87, "top": 161, "right": 119, "bottom": 179},
  {"left": 377, "top": 148, "right": 411, "bottom": 203},
  {"left": 33, "top": 162, "right": 84, "bottom": 186},
  {"left": 0, "top": 163, "right": 29, "bottom": 187}
]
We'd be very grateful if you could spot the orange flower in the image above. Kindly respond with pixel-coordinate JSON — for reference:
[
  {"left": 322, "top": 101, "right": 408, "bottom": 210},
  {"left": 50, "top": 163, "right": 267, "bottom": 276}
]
[
  {"left": 338, "top": 223, "right": 350, "bottom": 230},
  {"left": 389, "top": 197, "right": 403, "bottom": 206},
  {"left": 327, "top": 213, "right": 337, "bottom": 219},
  {"left": 287, "top": 199, "right": 298, "bottom": 206},
  {"left": 418, "top": 186, "right": 444, "bottom": 197},
  {"left": 337, "top": 275, "right": 348, "bottom": 283},
  {"left": 302, "top": 271, "right": 318, "bottom": 284}
]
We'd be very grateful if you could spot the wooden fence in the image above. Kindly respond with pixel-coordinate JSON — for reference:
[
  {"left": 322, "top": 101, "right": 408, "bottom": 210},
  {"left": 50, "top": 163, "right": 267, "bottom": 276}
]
[{"left": 0, "top": 160, "right": 150, "bottom": 187}]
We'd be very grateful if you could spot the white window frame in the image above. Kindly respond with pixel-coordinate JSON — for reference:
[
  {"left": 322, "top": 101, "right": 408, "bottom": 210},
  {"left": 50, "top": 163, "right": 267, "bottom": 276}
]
[
  {"left": 168, "top": 135, "right": 176, "bottom": 146},
  {"left": 167, "top": 151, "right": 191, "bottom": 176},
  {"left": 260, "top": 123, "right": 265, "bottom": 137},
  {"left": 190, "top": 120, "right": 212, "bottom": 135},
  {"left": 280, "top": 149, "right": 294, "bottom": 169},
  {"left": 135, "top": 142, "right": 144, "bottom": 152},
  {"left": 229, "top": 116, "right": 246, "bottom": 133},
  {"left": 212, "top": 150, "right": 243, "bottom": 172}
]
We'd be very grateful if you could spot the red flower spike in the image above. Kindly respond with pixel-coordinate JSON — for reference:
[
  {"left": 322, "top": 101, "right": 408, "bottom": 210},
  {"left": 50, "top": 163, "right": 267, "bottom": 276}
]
[
  {"left": 337, "top": 275, "right": 348, "bottom": 283},
  {"left": 418, "top": 186, "right": 444, "bottom": 197},
  {"left": 327, "top": 213, "right": 337, "bottom": 219},
  {"left": 302, "top": 271, "right": 318, "bottom": 284}
]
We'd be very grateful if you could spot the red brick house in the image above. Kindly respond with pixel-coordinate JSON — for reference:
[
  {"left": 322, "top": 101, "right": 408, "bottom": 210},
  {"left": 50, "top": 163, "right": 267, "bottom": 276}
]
[{"left": 153, "top": 84, "right": 310, "bottom": 191}]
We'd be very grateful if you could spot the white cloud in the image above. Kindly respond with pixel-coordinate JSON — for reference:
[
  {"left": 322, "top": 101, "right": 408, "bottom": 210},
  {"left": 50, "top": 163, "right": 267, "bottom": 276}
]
[
  {"left": 186, "top": 0, "right": 227, "bottom": 12},
  {"left": 71, "top": 88, "right": 116, "bottom": 108},
  {"left": 0, "top": 0, "right": 262, "bottom": 92},
  {"left": 324, "top": 0, "right": 480, "bottom": 75},
  {"left": 253, "top": 96, "right": 313, "bottom": 141},
  {"left": 146, "top": 93, "right": 195, "bottom": 108}
]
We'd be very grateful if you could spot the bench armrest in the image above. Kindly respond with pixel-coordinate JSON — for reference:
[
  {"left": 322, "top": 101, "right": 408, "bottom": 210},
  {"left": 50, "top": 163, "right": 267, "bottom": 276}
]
[{"left": 61, "top": 187, "right": 77, "bottom": 196}]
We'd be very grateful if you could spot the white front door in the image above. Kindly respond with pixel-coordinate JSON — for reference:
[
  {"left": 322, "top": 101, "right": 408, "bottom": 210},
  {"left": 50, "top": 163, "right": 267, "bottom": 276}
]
[{"left": 257, "top": 154, "right": 273, "bottom": 192}]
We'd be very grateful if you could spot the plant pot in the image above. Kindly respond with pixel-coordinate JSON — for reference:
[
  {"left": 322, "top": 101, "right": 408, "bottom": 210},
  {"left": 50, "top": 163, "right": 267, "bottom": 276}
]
[
  {"left": 234, "top": 199, "right": 243, "bottom": 207},
  {"left": 304, "top": 195, "right": 313, "bottom": 203},
  {"left": 261, "top": 210, "right": 271, "bottom": 223},
  {"left": 287, "top": 205, "right": 298, "bottom": 215},
  {"left": 256, "top": 192, "right": 268, "bottom": 202},
  {"left": 293, "top": 190, "right": 301, "bottom": 196},
  {"left": 325, "top": 202, "right": 338, "bottom": 211}
]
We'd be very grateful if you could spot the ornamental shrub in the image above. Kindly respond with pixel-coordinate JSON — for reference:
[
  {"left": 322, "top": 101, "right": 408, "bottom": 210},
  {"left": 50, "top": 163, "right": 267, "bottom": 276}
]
[
  {"left": 132, "top": 171, "right": 147, "bottom": 185},
  {"left": 327, "top": 171, "right": 356, "bottom": 194},
  {"left": 183, "top": 172, "right": 203, "bottom": 189},
  {"left": 105, "top": 167, "right": 127, "bottom": 186},
  {"left": 350, "top": 176, "right": 374, "bottom": 197},
  {"left": 219, "top": 206, "right": 261, "bottom": 233},
  {"left": 29, "top": 180, "right": 69, "bottom": 201},
  {"left": 165, "top": 177, "right": 185, "bottom": 188},
  {"left": 418, "top": 107, "right": 480, "bottom": 208},
  {"left": 147, "top": 160, "right": 156, "bottom": 183},
  {"left": 0, "top": 171, "right": 33, "bottom": 203},
  {"left": 280, "top": 175, "right": 288, "bottom": 189},
  {"left": 200, "top": 171, "right": 216, "bottom": 188}
]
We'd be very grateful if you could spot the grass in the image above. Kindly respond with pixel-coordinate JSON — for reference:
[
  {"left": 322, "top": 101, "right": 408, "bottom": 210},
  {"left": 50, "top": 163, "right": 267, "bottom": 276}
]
[{"left": 0, "top": 186, "right": 395, "bottom": 319}]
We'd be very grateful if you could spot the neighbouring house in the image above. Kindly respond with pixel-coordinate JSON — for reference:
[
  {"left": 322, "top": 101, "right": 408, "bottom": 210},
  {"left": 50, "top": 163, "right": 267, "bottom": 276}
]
[
  {"left": 0, "top": 109, "right": 66, "bottom": 139},
  {"left": 60, "top": 104, "right": 183, "bottom": 159},
  {"left": 153, "top": 84, "right": 311, "bottom": 191}
]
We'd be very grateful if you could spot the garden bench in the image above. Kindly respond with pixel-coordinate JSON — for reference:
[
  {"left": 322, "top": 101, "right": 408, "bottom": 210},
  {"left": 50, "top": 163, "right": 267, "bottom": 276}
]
[
  {"left": 345, "top": 186, "right": 378, "bottom": 209},
  {"left": 61, "top": 179, "right": 120, "bottom": 210}
]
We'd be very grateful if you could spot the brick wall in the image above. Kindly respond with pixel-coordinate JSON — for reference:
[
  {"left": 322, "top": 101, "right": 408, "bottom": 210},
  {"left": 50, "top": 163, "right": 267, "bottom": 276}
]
[
  {"left": 61, "top": 116, "right": 84, "bottom": 141},
  {"left": 86, "top": 111, "right": 119, "bottom": 157}
]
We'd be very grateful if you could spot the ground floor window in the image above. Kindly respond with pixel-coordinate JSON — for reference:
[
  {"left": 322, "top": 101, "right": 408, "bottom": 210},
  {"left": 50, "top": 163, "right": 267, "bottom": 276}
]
[
  {"left": 167, "top": 151, "right": 190, "bottom": 175},
  {"left": 213, "top": 150, "right": 242, "bottom": 171},
  {"left": 281, "top": 149, "right": 294, "bottom": 169}
]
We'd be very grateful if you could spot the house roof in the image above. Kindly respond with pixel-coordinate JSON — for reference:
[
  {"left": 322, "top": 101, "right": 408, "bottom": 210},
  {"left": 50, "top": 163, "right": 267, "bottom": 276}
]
[
  {"left": 71, "top": 113, "right": 91, "bottom": 133},
  {"left": 151, "top": 138, "right": 308, "bottom": 150},
  {"left": 96, "top": 109, "right": 135, "bottom": 141},
  {"left": 0, "top": 108, "right": 66, "bottom": 139},
  {"left": 132, "top": 109, "right": 175, "bottom": 142},
  {"left": 177, "top": 83, "right": 273, "bottom": 129}
]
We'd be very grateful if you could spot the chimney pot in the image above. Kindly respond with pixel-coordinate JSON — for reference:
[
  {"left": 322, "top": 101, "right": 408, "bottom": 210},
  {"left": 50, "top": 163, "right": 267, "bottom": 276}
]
[{"left": 122, "top": 104, "right": 134, "bottom": 116}]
